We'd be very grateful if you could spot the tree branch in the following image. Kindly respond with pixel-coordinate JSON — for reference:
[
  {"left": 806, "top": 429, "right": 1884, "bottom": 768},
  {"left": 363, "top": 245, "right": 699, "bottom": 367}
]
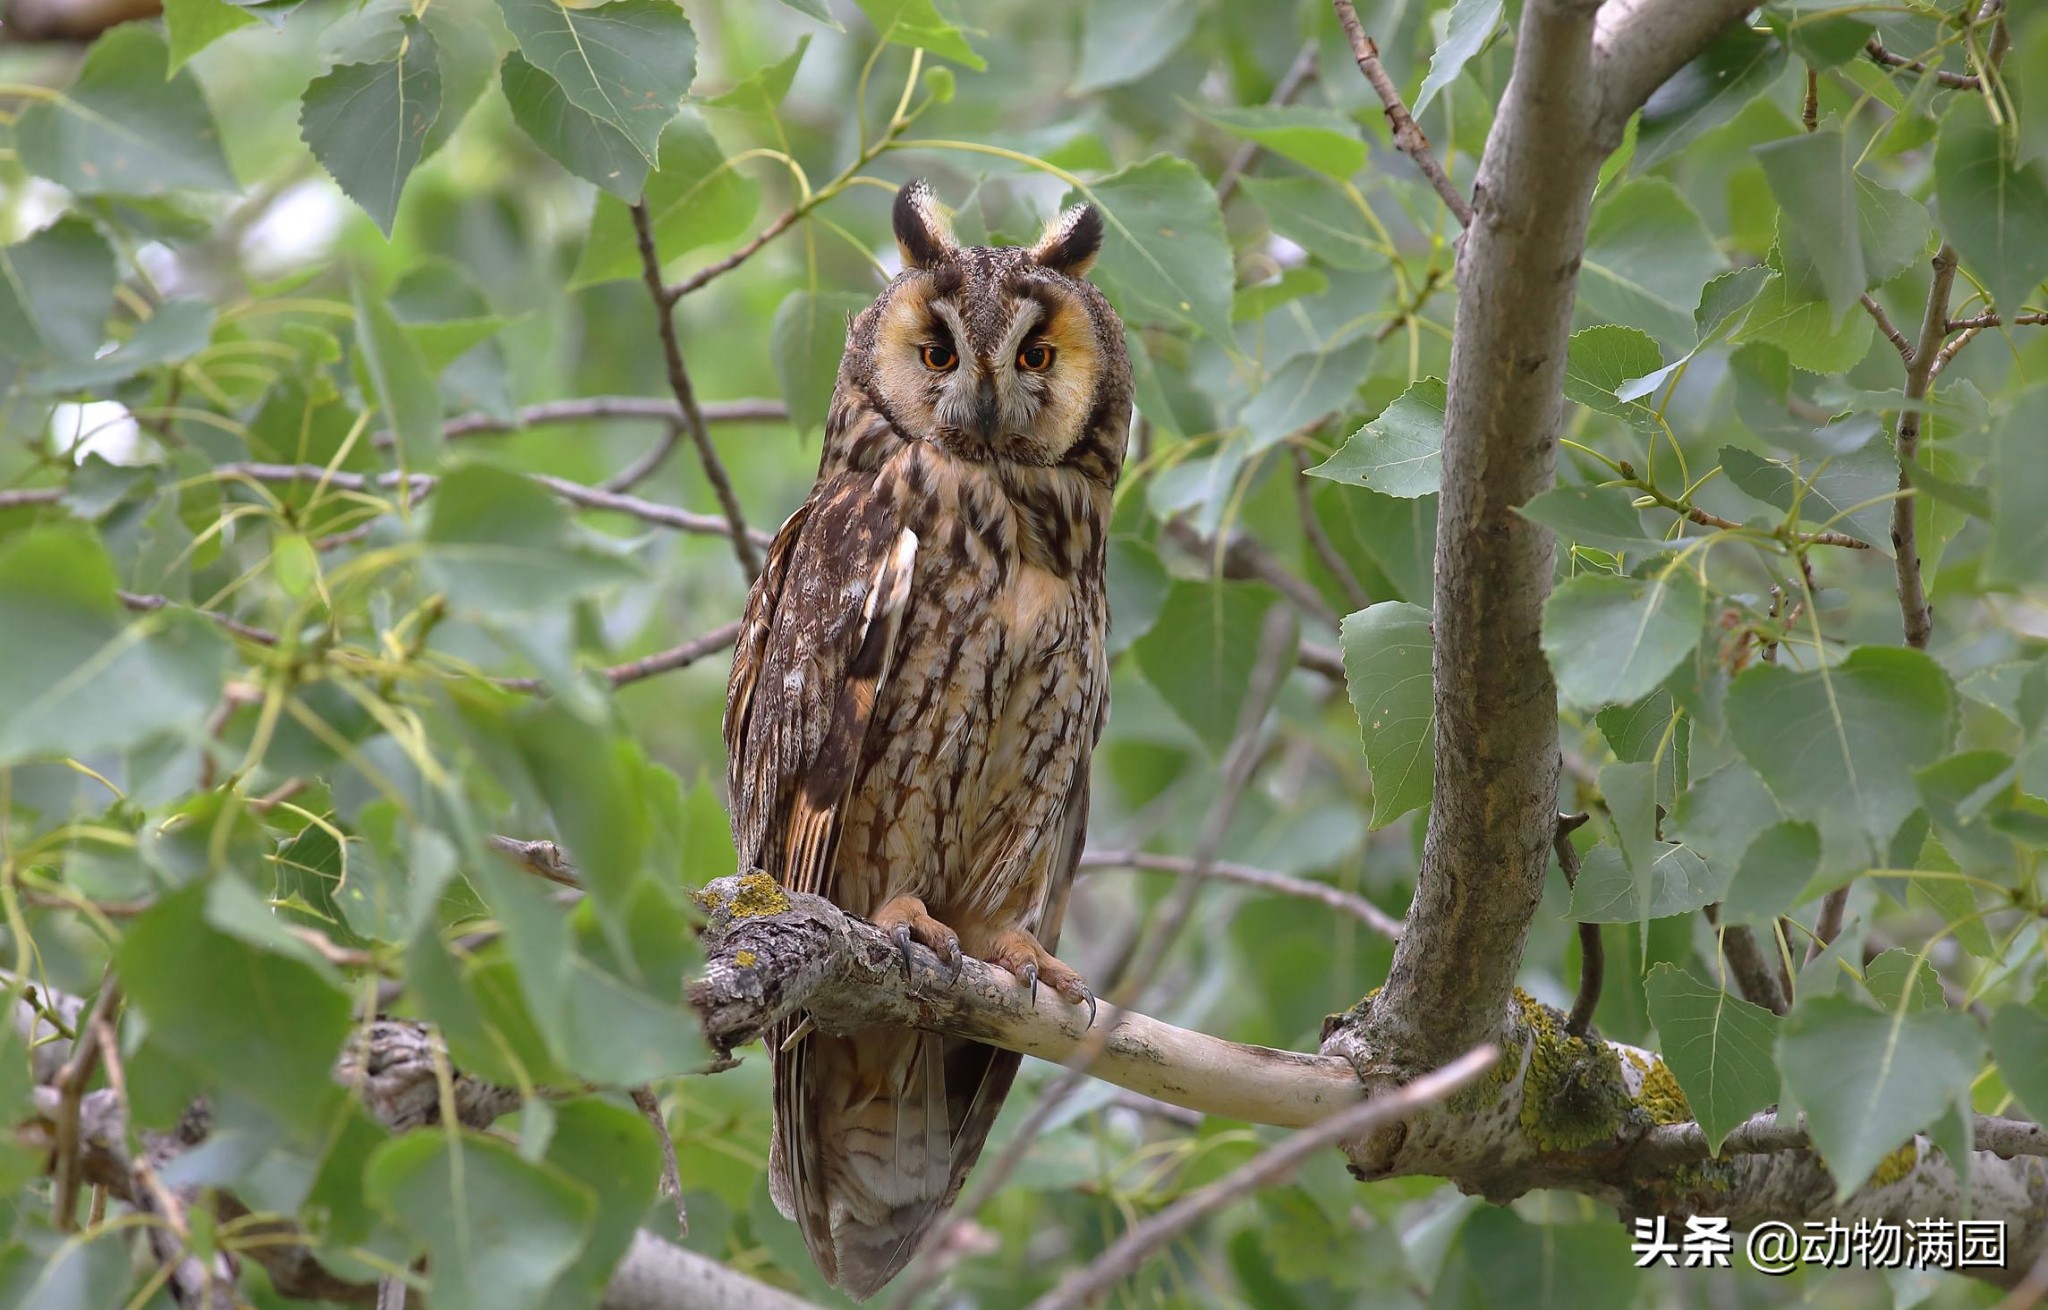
[
  {"left": 1592, "top": 0, "right": 1764, "bottom": 130},
  {"left": 1078, "top": 850, "right": 1404, "bottom": 940},
  {"left": 1865, "top": 37, "right": 1981, "bottom": 89},
  {"left": 440, "top": 396, "right": 786, "bottom": 440},
  {"left": 1026, "top": 1047, "right": 1498, "bottom": 1310},
  {"left": 630, "top": 200, "right": 761, "bottom": 579},
  {"left": 1331, "top": 0, "right": 1474, "bottom": 227},
  {"left": 1893, "top": 245, "right": 1958, "bottom": 652}
]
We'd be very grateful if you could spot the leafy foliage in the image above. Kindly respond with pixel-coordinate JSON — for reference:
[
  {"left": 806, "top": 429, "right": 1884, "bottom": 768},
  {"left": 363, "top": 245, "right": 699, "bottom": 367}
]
[{"left": 0, "top": 0, "right": 2045, "bottom": 1305}]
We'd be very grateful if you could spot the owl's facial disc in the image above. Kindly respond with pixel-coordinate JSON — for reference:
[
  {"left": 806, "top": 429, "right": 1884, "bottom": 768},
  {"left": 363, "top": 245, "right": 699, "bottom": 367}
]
[{"left": 875, "top": 270, "right": 1100, "bottom": 465}]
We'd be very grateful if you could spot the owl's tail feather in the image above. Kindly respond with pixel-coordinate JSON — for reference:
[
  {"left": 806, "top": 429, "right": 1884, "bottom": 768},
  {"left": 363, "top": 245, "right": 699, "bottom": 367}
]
[{"left": 772, "top": 1026, "right": 1022, "bottom": 1300}]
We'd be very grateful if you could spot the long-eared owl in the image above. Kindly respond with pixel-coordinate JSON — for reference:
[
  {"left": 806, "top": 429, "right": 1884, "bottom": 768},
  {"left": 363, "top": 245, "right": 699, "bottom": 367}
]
[{"left": 723, "top": 180, "right": 1131, "bottom": 1298}]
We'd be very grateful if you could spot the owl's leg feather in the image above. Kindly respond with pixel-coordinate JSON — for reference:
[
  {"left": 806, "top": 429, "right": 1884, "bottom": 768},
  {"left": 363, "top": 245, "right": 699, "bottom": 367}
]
[
  {"left": 871, "top": 894, "right": 963, "bottom": 980},
  {"left": 982, "top": 926, "right": 1095, "bottom": 1026}
]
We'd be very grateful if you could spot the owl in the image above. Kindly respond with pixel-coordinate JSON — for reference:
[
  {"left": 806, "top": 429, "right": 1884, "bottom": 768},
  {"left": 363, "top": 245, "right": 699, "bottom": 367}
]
[{"left": 723, "top": 180, "right": 1132, "bottom": 1298}]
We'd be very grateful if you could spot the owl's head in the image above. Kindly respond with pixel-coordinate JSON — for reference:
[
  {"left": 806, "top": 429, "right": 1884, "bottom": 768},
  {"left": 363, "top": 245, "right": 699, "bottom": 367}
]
[{"left": 847, "top": 180, "right": 1132, "bottom": 482}]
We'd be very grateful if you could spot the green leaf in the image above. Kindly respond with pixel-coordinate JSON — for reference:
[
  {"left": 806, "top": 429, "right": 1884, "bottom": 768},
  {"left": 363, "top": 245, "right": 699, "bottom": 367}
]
[
  {"left": 1194, "top": 105, "right": 1365, "bottom": 180},
  {"left": 1233, "top": 266, "right": 1327, "bottom": 322},
  {"left": 119, "top": 884, "right": 351, "bottom": 1135},
  {"left": 1070, "top": 157, "right": 1234, "bottom": 344},
  {"left": 497, "top": 0, "right": 696, "bottom": 163},
  {"left": 1719, "top": 819, "right": 1820, "bottom": 924},
  {"left": 503, "top": 52, "right": 650, "bottom": 199},
  {"left": 1726, "top": 646, "right": 1955, "bottom": 875},
  {"left": 1990, "top": 1005, "right": 2048, "bottom": 1128},
  {"left": 14, "top": 27, "right": 236, "bottom": 196},
  {"left": 1432, "top": 1209, "right": 1639, "bottom": 1310},
  {"left": 1856, "top": 175, "right": 1933, "bottom": 287},
  {"left": 1861, "top": 948, "right": 1943, "bottom": 1012},
  {"left": 1777, "top": 992, "right": 1984, "bottom": 1199},
  {"left": 1132, "top": 580, "right": 1292, "bottom": 756},
  {"left": 854, "top": 0, "right": 984, "bottom": 70},
  {"left": 1338, "top": 602, "right": 1435, "bottom": 828},
  {"left": 572, "top": 112, "right": 760, "bottom": 286},
  {"left": 1717, "top": 442, "right": 1895, "bottom": 552},
  {"left": 1243, "top": 336, "right": 1373, "bottom": 452},
  {"left": 352, "top": 276, "right": 445, "bottom": 467},
  {"left": 34, "top": 299, "right": 214, "bottom": 393},
  {"left": 1669, "top": 758, "right": 1782, "bottom": 875},
  {"left": 1581, "top": 179, "right": 1726, "bottom": 352},
  {"left": 1756, "top": 129, "right": 1863, "bottom": 320},
  {"left": 1517, "top": 485, "right": 1672, "bottom": 555},
  {"left": 1935, "top": 96, "right": 2048, "bottom": 332},
  {"left": 423, "top": 464, "right": 636, "bottom": 614},
  {"left": 0, "top": 525, "right": 229, "bottom": 765},
  {"left": 1568, "top": 840, "right": 1722, "bottom": 921},
  {"left": 1542, "top": 569, "right": 1708, "bottom": 712},
  {"left": 0, "top": 218, "right": 114, "bottom": 371},
  {"left": 1644, "top": 963, "right": 1781, "bottom": 1153},
  {"left": 1307, "top": 378, "right": 1444, "bottom": 497},
  {"left": 1737, "top": 270, "right": 1874, "bottom": 374},
  {"left": 540, "top": 1099, "right": 661, "bottom": 1305},
  {"left": 1073, "top": 0, "right": 1194, "bottom": 92},
  {"left": 1563, "top": 324, "right": 1663, "bottom": 423},
  {"left": 772, "top": 0, "right": 839, "bottom": 27},
  {"left": 1634, "top": 24, "right": 1787, "bottom": 172},
  {"left": 1243, "top": 176, "right": 1383, "bottom": 272},
  {"left": 701, "top": 35, "right": 811, "bottom": 117},
  {"left": 301, "top": 22, "right": 443, "bottom": 236},
  {"left": 1987, "top": 389, "right": 2048, "bottom": 589},
  {"left": 771, "top": 291, "right": 868, "bottom": 436},
  {"left": 1414, "top": 0, "right": 1503, "bottom": 113},
  {"left": 164, "top": 0, "right": 258, "bottom": 70},
  {"left": 366, "top": 1131, "right": 595, "bottom": 1310},
  {"left": 1915, "top": 750, "right": 2024, "bottom": 880}
]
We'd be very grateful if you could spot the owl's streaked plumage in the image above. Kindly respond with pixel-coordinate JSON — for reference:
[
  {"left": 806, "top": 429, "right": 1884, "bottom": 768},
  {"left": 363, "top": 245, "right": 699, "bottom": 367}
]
[{"left": 723, "top": 180, "right": 1131, "bottom": 1298}]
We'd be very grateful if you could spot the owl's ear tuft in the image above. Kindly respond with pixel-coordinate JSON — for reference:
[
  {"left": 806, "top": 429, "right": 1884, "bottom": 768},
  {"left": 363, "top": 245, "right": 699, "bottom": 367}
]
[
  {"left": 1030, "top": 204, "right": 1103, "bottom": 276},
  {"left": 892, "top": 179, "right": 956, "bottom": 270}
]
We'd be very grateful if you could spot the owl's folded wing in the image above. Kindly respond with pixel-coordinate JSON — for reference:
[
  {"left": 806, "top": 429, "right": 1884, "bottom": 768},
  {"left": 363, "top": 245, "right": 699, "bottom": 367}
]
[{"left": 723, "top": 473, "right": 918, "bottom": 897}]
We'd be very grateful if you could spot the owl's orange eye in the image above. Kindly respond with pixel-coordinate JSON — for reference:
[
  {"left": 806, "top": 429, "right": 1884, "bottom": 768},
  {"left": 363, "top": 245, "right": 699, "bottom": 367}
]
[
  {"left": 1017, "top": 343, "right": 1055, "bottom": 372},
  {"left": 920, "top": 344, "right": 958, "bottom": 372}
]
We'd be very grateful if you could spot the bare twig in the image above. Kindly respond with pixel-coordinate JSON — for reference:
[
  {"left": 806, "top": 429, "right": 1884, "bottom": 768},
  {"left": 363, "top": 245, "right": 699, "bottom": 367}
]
[
  {"left": 1705, "top": 905, "right": 1789, "bottom": 1015},
  {"left": 49, "top": 978, "right": 119, "bottom": 1230},
  {"left": 1865, "top": 37, "right": 1981, "bottom": 89},
  {"left": 1216, "top": 40, "right": 1320, "bottom": 204},
  {"left": 440, "top": 396, "right": 786, "bottom": 440},
  {"left": 1553, "top": 813, "right": 1601, "bottom": 1038},
  {"left": 1297, "top": 639, "right": 1345, "bottom": 681},
  {"left": 1292, "top": 444, "right": 1372, "bottom": 612},
  {"left": 1163, "top": 516, "right": 1336, "bottom": 628},
  {"left": 1079, "top": 850, "right": 1403, "bottom": 941},
  {"left": 631, "top": 1085, "right": 688, "bottom": 1237},
  {"left": 1893, "top": 245, "right": 1958, "bottom": 652},
  {"left": 0, "top": 486, "right": 63, "bottom": 510},
  {"left": 604, "top": 421, "right": 685, "bottom": 493},
  {"left": 1861, "top": 294, "right": 1914, "bottom": 363},
  {"left": 1802, "top": 66, "right": 1820, "bottom": 133},
  {"left": 629, "top": 200, "right": 761, "bottom": 579},
  {"left": 1331, "top": 0, "right": 1475, "bottom": 228},
  {"left": 497, "top": 621, "right": 743, "bottom": 694},
  {"left": 1025, "top": 1046, "right": 1497, "bottom": 1310},
  {"left": 119, "top": 590, "right": 281, "bottom": 646},
  {"left": 1634, "top": 1109, "right": 2048, "bottom": 1169},
  {"left": 1947, "top": 311, "right": 2048, "bottom": 331},
  {"left": 1806, "top": 887, "right": 1850, "bottom": 966}
]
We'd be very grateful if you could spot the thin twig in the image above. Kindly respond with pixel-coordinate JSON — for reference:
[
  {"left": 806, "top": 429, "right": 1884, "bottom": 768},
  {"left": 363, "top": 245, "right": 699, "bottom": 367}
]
[
  {"left": 1292, "top": 445, "right": 1371, "bottom": 612},
  {"left": 669, "top": 209, "right": 802, "bottom": 301},
  {"left": 1554, "top": 812, "right": 1600, "bottom": 1038},
  {"left": 50, "top": 978, "right": 119, "bottom": 1230},
  {"left": 497, "top": 622, "right": 743, "bottom": 695},
  {"left": 1079, "top": 850, "right": 1403, "bottom": 941},
  {"left": 0, "top": 486, "right": 63, "bottom": 510},
  {"left": 1216, "top": 40, "right": 1320, "bottom": 204},
  {"left": 1634, "top": 1108, "right": 2047, "bottom": 1169},
  {"left": 1806, "top": 887, "right": 1849, "bottom": 966},
  {"left": 604, "top": 420, "right": 684, "bottom": 493},
  {"left": 1802, "top": 66, "right": 1820, "bottom": 132},
  {"left": 629, "top": 200, "right": 761, "bottom": 579},
  {"left": 1163, "top": 517, "right": 1336, "bottom": 628},
  {"left": 1297, "top": 640, "right": 1345, "bottom": 681},
  {"left": 440, "top": 396, "right": 786, "bottom": 440},
  {"left": 1703, "top": 905, "right": 1788, "bottom": 1016},
  {"left": 1861, "top": 294, "right": 1914, "bottom": 363},
  {"left": 1893, "top": 245, "right": 1958, "bottom": 652},
  {"left": 630, "top": 1085, "right": 688, "bottom": 1237},
  {"left": 119, "top": 591, "right": 281, "bottom": 646},
  {"left": 1025, "top": 1046, "right": 1497, "bottom": 1310},
  {"left": 1865, "top": 37, "right": 1981, "bottom": 89},
  {"left": 1946, "top": 311, "right": 2048, "bottom": 331},
  {"left": 1332, "top": 0, "right": 1474, "bottom": 228}
]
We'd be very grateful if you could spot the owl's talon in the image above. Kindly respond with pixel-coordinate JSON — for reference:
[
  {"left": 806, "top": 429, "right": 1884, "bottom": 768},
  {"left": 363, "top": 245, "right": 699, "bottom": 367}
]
[
  {"left": 984, "top": 927, "right": 1093, "bottom": 1022},
  {"left": 1081, "top": 986, "right": 1098, "bottom": 1029},
  {"left": 891, "top": 924, "right": 917, "bottom": 979},
  {"left": 873, "top": 894, "right": 962, "bottom": 984},
  {"left": 1019, "top": 961, "right": 1040, "bottom": 1006}
]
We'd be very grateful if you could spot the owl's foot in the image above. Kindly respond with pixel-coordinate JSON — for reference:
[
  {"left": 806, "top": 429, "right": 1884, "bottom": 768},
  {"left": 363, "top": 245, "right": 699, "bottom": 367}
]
[
  {"left": 984, "top": 927, "right": 1097, "bottom": 1027},
  {"left": 872, "top": 894, "right": 963, "bottom": 980}
]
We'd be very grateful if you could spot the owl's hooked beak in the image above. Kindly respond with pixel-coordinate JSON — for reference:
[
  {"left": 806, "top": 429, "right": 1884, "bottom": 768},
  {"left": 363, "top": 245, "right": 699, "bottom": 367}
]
[{"left": 967, "top": 386, "right": 1001, "bottom": 442}]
